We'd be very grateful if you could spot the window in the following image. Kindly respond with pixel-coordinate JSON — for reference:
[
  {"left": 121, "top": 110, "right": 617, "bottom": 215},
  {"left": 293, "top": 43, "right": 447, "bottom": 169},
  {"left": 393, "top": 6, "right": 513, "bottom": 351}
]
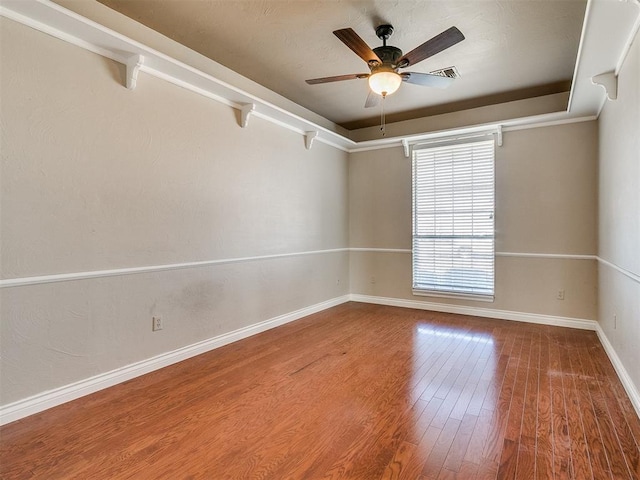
[{"left": 412, "top": 136, "right": 495, "bottom": 300}]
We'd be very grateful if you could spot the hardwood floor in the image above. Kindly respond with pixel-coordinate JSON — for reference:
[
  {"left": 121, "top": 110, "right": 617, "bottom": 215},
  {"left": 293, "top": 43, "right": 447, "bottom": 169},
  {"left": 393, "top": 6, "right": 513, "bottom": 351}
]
[{"left": 1, "top": 302, "right": 639, "bottom": 479}]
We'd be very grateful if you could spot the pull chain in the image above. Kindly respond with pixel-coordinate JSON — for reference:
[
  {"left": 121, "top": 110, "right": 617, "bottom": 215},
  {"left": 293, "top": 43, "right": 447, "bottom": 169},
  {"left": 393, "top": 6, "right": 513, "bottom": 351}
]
[{"left": 380, "top": 93, "right": 386, "bottom": 137}]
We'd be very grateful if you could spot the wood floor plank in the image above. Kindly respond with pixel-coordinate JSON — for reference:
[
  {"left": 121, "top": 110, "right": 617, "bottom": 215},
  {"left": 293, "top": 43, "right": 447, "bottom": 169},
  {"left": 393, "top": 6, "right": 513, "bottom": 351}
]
[
  {"left": 442, "top": 412, "right": 478, "bottom": 473},
  {"left": 449, "top": 342, "right": 492, "bottom": 421},
  {"left": 399, "top": 425, "right": 442, "bottom": 480},
  {"left": 410, "top": 329, "right": 467, "bottom": 402},
  {"left": 535, "top": 326, "right": 554, "bottom": 480},
  {"left": 421, "top": 331, "right": 478, "bottom": 404},
  {"left": 497, "top": 331, "right": 532, "bottom": 479},
  {"left": 457, "top": 460, "right": 480, "bottom": 479},
  {"left": 406, "top": 397, "right": 445, "bottom": 445},
  {"left": 549, "top": 330, "right": 574, "bottom": 479},
  {"left": 1, "top": 303, "right": 639, "bottom": 479},
  {"left": 578, "top": 331, "right": 640, "bottom": 479},
  {"left": 561, "top": 331, "right": 594, "bottom": 480},
  {"left": 421, "top": 417, "right": 461, "bottom": 478},
  {"left": 594, "top": 349, "right": 640, "bottom": 452},
  {"left": 482, "top": 333, "right": 523, "bottom": 465},
  {"left": 481, "top": 330, "right": 516, "bottom": 413},
  {"left": 566, "top": 333, "right": 613, "bottom": 480},
  {"left": 514, "top": 331, "right": 540, "bottom": 480},
  {"left": 574, "top": 331, "right": 634, "bottom": 479},
  {"left": 476, "top": 456, "right": 500, "bottom": 480},
  {"left": 381, "top": 441, "right": 418, "bottom": 480},
  {"left": 464, "top": 407, "right": 494, "bottom": 466},
  {"left": 466, "top": 330, "right": 508, "bottom": 418},
  {"left": 465, "top": 329, "right": 520, "bottom": 475}
]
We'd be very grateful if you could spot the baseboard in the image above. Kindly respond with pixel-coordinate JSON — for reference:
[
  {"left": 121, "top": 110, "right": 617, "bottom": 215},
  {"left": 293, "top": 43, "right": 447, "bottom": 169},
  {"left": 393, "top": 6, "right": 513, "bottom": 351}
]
[
  {"left": 0, "top": 295, "right": 351, "bottom": 426},
  {"left": 349, "top": 294, "right": 598, "bottom": 330},
  {"left": 594, "top": 324, "right": 640, "bottom": 419},
  {"left": 5, "top": 294, "right": 637, "bottom": 426}
]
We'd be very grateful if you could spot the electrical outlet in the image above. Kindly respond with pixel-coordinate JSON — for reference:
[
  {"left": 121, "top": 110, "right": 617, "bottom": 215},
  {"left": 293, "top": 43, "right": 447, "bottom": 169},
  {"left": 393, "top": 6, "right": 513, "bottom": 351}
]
[
  {"left": 152, "top": 316, "right": 163, "bottom": 331},
  {"left": 556, "top": 290, "right": 565, "bottom": 300}
]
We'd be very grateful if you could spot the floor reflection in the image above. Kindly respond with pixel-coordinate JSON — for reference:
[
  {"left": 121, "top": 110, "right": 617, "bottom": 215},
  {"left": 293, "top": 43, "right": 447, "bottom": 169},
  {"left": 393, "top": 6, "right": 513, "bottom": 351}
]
[
  {"left": 416, "top": 325, "right": 495, "bottom": 345},
  {"left": 408, "top": 321, "right": 499, "bottom": 446}
]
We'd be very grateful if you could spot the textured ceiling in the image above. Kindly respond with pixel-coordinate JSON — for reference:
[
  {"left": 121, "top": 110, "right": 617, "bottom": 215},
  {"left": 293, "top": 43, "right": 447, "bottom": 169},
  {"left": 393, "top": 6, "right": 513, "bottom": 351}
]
[{"left": 97, "top": 0, "right": 587, "bottom": 129}]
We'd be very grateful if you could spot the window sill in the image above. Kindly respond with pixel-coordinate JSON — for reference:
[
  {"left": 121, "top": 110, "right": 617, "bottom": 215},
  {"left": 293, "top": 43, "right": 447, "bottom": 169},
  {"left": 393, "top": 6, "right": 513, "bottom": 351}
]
[{"left": 412, "top": 289, "right": 495, "bottom": 303}]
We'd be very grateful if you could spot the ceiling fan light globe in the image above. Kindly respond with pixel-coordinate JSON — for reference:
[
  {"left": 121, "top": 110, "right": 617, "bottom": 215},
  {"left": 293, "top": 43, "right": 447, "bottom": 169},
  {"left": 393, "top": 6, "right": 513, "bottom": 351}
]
[{"left": 368, "top": 71, "right": 402, "bottom": 96}]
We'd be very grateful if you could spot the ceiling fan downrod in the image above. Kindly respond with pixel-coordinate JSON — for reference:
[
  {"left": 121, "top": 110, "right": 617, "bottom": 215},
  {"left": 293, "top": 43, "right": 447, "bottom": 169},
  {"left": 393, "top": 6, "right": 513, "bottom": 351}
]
[{"left": 375, "top": 24, "right": 394, "bottom": 47}]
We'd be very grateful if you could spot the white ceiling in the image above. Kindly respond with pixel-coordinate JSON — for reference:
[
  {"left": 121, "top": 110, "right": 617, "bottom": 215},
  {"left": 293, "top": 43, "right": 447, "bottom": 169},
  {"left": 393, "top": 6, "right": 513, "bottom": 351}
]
[{"left": 97, "top": 0, "right": 587, "bottom": 129}]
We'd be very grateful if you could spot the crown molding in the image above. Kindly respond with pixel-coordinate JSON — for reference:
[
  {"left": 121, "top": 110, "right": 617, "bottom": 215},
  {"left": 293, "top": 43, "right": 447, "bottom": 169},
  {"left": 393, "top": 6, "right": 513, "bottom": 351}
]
[
  {"left": 568, "top": 0, "right": 640, "bottom": 115},
  {"left": 2, "top": 0, "right": 637, "bottom": 153},
  {"left": 0, "top": 0, "right": 357, "bottom": 150}
]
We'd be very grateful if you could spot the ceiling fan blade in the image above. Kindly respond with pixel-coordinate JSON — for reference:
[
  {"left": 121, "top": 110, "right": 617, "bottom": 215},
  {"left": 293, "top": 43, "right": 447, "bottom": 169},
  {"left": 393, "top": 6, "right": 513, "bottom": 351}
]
[
  {"left": 401, "top": 72, "right": 455, "bottom": 89},
  {"left": 365, "top": 90, "right": 380, "bottom": 108},
  {"left": 333, "top": 28, "right": 382, "bottom": 64},
  {"left": 398, "top": 26, "right": 465, "bottom": 68},
  {"left": 306, "top": 73, "right": 369, "bottom": 85}
]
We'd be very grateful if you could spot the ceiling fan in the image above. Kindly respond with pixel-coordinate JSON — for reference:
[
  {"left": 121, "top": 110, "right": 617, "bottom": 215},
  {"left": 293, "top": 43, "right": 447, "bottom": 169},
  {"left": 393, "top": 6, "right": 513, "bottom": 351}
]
[{"left": 306, "top": 24, "right": 465, "bottom": 108}]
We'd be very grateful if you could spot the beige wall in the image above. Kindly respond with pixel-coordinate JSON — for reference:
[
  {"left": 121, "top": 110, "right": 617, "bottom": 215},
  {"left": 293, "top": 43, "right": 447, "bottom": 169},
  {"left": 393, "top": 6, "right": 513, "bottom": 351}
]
[
  {"left": 349, "top": 122, "right": 598, "bottom": 320},
  {"left": 598, "top": 34, "right": 640, "bottom": 392},
  {"left": 0, "top": 18, "right": 349, "bottom": 405}
]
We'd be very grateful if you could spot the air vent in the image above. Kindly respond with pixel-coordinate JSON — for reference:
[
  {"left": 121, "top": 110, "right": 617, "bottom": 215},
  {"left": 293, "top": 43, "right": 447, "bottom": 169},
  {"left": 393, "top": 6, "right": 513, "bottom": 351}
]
[{"left": 429, "top": 66, "right": 460, "bottom": 79}]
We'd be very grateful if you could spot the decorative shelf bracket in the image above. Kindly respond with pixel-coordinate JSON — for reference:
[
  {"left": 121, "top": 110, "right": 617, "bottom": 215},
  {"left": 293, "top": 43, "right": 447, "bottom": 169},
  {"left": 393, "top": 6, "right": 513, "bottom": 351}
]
[
  {"left": 592, "top": 71, "right": 618, "bottom": 100},
  {"left": 305, "top": 131, "right": 318, "bottom": 150},
  {"left": 402, "top": 139, "right": 410, "bottom": 158},
  {"left": 239, "top": 103, "right": 255, "bottom": 128},
  {"left": 125, "top": 54, "right": 144, "bottom": 90}
]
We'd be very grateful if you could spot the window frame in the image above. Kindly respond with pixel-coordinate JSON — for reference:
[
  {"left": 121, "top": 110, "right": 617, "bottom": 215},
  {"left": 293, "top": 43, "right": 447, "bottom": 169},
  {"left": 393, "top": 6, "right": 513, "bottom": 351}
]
[{"left": 411, "top": 135, "right": 496, "bottom": 301}]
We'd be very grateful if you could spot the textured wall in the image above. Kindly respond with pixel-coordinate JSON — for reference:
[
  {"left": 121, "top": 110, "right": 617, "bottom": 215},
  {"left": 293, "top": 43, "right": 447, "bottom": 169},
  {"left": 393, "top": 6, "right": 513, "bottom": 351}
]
[
  {"left": 598, "top": 34, "right": 640, "bottom": 393},
  {"left": 349, "top": 122, "right": 598, "bottom": 320},
  {"left": 0, "top": 18, "right": 349, "bottom": 405}
]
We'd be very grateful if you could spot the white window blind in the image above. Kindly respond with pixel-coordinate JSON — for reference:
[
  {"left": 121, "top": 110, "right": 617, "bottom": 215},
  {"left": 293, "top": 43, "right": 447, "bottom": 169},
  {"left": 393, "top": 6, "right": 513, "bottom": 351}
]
[{"left": 412, "top": 136, "right": 495, "bottom": 299}]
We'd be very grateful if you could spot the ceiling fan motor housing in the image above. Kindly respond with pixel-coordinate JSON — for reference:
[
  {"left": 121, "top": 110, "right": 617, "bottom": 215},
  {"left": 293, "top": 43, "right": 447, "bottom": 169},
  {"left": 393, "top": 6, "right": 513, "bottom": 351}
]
[{"left": 372, "top": 46, "right": 403, "bottom": 68}]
